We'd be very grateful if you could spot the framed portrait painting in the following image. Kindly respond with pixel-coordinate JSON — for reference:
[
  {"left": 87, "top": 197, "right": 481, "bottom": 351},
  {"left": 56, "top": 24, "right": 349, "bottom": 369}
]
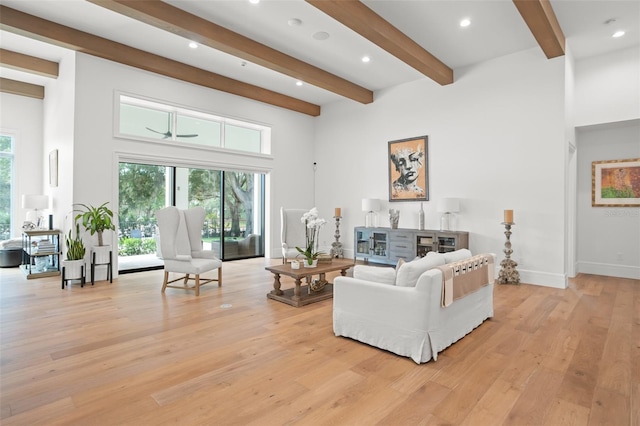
[
  {"left": 592, "top": 158, "right": 640, "bottom": 207},
  {"left": 388, "top": 135, "right": 428, "bottom": 202}
]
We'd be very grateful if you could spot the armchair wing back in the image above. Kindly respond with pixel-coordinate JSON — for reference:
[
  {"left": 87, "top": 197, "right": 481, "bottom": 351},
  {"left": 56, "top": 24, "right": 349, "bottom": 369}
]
[
  {"left": 280, "top": 207, "right": 308, "bottom": 263},
  {"left": 182, "top": 206, "right": 206, "bottom": 257},
  {"left": 155, "top": 206, "right": 222, "bottom": 296}
]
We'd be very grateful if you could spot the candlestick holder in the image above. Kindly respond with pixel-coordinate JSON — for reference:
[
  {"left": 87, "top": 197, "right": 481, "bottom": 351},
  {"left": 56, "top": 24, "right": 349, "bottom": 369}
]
[
  {"left": 330, "top": 215, "right": 344, "bottom": 258},
  {"left": 497, "top": 222, "right": 520, "bottom": 285}
]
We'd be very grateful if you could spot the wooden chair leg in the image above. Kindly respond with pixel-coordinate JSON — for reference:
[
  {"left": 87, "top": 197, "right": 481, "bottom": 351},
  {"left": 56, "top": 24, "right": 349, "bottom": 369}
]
[
  {"left": 218, "top": 267, "right": 222, "bottom": 287},
  {"left": 161, "top": 271, "right": 169, "bottom": 293},
  {"left": 183, "top": 274, "right": 189, "bottom": 286},
  {"left": 195, "top": 274, "right": 200, "bottom": 296}
]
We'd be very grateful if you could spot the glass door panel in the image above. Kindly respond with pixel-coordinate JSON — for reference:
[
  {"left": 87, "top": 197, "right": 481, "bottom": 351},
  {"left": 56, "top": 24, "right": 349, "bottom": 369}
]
[
  {"left": 118, "top": 162, "right": 170, "bottom": 272},
  {"left": 222, "top": 172, "right": 264, "bottom": 260}
]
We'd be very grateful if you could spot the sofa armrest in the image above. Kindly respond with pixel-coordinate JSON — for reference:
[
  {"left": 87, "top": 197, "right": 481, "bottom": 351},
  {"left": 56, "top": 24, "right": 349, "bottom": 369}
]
[{"left": 353, "top": 265, "right": 396, "bottom": 285}]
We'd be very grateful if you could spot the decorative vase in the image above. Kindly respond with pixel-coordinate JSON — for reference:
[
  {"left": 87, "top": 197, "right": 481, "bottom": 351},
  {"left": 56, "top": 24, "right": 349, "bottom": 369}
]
[
  {"left": 303, "top": 258, "right": 318, "bottom": 268},
  {"left": 418, "top": 202, "right": 425, "bottom": 230},
  {"left": 309, "top": 278, "right": 327, "bottom": 293}
]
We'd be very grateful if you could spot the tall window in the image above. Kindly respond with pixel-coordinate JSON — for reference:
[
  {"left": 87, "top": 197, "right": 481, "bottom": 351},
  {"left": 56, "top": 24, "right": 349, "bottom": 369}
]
[{"left": 0, "top": 134, "right": 14, "bottom": 239}]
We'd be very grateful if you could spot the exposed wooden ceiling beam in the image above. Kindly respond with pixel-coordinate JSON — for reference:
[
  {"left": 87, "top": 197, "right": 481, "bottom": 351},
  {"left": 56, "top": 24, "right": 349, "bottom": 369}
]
[
  {"left": 0, "top": 5, "right": 321, "bottom": 116},
  {"left": 0, "top": 48, "right": 59, "bottom": 78},
  {"left": 87, "top": 0, "right": 374, "bottom": 105},
  {"left": 0, "top": 77, "right": 45, "bottom": 99},
  {"left": 513, "top": 0, "right": 565, "bottom": 59},
  {"left": 306, "top": 0, "right": 453, "bottom": 86}
]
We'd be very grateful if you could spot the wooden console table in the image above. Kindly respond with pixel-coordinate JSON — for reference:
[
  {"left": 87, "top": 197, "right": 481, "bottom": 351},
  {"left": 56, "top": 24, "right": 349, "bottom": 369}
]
[{"left": 265, "top": 258, "right": 354, "bottom": 307}]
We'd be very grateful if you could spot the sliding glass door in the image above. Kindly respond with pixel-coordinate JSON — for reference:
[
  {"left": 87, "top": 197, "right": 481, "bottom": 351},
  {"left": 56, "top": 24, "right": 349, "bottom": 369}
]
[{"left": 118, "top": 161, "right": 264, "bottom": 273}]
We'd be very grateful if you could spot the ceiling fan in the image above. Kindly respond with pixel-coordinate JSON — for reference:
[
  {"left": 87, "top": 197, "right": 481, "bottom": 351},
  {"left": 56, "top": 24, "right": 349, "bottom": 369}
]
[{"left": 146, "top": 116, "right": 198, "bottom": 139}]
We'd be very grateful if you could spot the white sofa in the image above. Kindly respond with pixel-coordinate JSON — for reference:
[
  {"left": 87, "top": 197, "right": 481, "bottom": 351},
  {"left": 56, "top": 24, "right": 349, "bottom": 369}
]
[{"left": 333, "top": 250, "right": 495, "bottom": 364}]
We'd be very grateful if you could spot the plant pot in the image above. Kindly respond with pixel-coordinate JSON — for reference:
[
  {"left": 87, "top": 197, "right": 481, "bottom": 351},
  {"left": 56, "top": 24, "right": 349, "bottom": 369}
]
[
  {"left": 62, "top": 259, "right": 85, "bottom": 280},
  {"left": 92, "top": 245, "right": 112, "bottom": 265},
  {"left": 303, "top": 259, "right": 318, "bottom": 268}
]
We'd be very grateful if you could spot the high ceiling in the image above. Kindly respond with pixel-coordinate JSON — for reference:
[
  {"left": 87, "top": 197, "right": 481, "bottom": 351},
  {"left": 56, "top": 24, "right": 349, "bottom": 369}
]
[{"left": 1, "top": 0, "right": 638, "bottom": 115}]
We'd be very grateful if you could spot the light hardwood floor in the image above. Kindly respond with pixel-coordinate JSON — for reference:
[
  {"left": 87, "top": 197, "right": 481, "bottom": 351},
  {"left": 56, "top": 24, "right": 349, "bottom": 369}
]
[{"left": 0, "top": 259, "right": 638, "bottom": 425}]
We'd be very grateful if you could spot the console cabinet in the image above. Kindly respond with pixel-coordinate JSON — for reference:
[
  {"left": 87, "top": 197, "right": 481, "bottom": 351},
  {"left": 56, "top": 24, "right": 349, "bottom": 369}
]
[{"left": 354, "top": 227, "right": 469, "bottom": 265}]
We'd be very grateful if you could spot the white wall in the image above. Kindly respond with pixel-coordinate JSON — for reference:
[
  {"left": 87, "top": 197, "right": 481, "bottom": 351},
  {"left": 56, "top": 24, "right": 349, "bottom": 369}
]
[
  {"left": 72, "top": 53, "right": 316, "bottom": 274},
  {"left": 576, "top": 120, "right": 640, "bottom": 279},
  {"left": 0, "top": 93, "right": 43, "bottom": 238},
  {"left": 315, "top": 48, "right": 567, "bottom": 288},
  {"left": 574, "top": 46, "right": 640, "bottom": 127},
  {"left": 43, "top": 49, "right": 76, "bottom": 235}
]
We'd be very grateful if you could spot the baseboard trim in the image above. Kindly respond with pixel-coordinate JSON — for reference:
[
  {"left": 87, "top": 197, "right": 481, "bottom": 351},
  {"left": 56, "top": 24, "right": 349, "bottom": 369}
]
[{"left": 577, "top": 261, "right": 640, "bottom": 280}]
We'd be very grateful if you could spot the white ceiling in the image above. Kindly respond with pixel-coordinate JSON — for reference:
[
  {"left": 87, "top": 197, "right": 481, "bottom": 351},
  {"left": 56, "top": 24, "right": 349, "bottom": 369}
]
[{"left": 1, "top": 0, "right": 638, "bottom": 107}]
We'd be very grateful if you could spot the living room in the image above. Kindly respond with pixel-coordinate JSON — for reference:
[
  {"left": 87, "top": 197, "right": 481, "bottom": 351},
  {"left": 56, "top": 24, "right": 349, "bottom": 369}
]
[{"left": 1, "top": 1, "right": 639, "bottom": 424}]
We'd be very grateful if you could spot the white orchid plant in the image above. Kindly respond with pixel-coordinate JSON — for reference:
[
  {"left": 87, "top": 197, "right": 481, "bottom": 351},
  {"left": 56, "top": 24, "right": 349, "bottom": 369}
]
[{"left": 296, "top": 207, "right": 326, "bottom": 265}]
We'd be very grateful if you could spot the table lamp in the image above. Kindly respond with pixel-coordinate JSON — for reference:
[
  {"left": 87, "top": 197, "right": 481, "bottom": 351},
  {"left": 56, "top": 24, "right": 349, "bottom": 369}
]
[
  {"left": 22, "top": 194, "right": 49, "bottom": 229},
  {"left": 438, "top": 198, "right": 459, "bottom": 231},
  {"left": 362, "top": 198, "right": 380, "bottom": 228}
]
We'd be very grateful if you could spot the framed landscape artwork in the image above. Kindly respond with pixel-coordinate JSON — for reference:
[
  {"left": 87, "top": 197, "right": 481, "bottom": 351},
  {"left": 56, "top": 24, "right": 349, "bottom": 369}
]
[
  {"left": 388, "top": 135, "right": 428, "bottom": 202},
  {"left": 592, "top": 158, "right": 640, "bottom": 207}
]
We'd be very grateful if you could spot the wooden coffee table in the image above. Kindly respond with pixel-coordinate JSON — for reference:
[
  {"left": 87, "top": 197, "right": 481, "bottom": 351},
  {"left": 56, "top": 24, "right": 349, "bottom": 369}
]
[{"left": 265, "top": 258, "right": 354, "bottom": 307}]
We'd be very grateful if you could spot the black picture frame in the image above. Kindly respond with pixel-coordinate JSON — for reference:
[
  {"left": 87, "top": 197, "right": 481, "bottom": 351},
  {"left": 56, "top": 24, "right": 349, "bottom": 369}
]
[{"left": 388, "top": 135, "right": 429, "bottom": 202}]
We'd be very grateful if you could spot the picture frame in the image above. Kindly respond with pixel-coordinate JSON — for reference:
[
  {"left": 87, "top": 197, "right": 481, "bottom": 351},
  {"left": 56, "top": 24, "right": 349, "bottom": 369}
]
[
  {"left": 49, "top": 149, "right": 58, "bottom": 187},
  {"left": 388, "top": 135, "right": 428, "bottom": 202},
  {"left": 592, "top": 158, "right": 640, "bottom": 207}
]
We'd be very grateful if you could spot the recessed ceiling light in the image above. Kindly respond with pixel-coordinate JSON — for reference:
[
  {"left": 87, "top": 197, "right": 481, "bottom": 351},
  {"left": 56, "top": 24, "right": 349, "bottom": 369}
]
[
  {"left": 362, "top": 56, "right": 370, "bottom": 63},
  {"left": 460, "top": 18, "right": 471, "bottom": 27},
  {"left": 288, "top": 18, "right": 302, "bottom": 27},
  {"left": 296, "top": 81, "right": 303, "bottom": 86},
  {"left": 249, "top": 0, "right": 259, "bottom": 4},
  {"left": 313, "top": 31, "right": 330, "bottom": 41},
  {"left": 188, "top": 41, "right": 198, "bottom": 49},
  {"left": 612, "top": 30, "right": 625, "bottom": 38}
]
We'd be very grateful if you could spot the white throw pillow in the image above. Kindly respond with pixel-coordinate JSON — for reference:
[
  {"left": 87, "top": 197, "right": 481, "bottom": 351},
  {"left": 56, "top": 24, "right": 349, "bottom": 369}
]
[
  {"left": 353, "top": 265, "right": 396, "bottom": 285},
  {"left": 396, "top": 253, "right": 446, "bottom": 287},
  {"left": 443, "top": 249, "right": 472, "bottom": 263}
]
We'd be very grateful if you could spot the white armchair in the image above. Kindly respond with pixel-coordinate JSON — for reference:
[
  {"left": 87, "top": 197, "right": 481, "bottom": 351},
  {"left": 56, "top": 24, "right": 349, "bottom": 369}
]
[
  {"left": 155, "top": 206, "right": 222, "bottom": 296},
  {"left": 280, "top": 207, "right": 307, "bottom": 263}
]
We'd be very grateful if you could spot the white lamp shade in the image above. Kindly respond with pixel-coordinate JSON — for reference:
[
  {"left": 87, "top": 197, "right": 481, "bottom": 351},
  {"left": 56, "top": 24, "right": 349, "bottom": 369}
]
[
  {"left": 22, "top": 194, "right": 49, "bottom": 210},
  {"left": 438, "top": 198, "right": 460, "bottom": 213},
  {"left": 362, "top": 198, "right": 380, "bottom": 212}
]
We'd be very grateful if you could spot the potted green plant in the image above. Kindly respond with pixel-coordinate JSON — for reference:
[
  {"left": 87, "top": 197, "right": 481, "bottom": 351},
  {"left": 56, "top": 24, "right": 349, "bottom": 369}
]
[
  {"left": 62, "top": 221, "right": 86, "bottom": 281},
  {"left": 74, "top": 202, "right": 115, "bottom": 247},
  {"left": 75, "top": 202, "right": 116, "bottom": 272}
]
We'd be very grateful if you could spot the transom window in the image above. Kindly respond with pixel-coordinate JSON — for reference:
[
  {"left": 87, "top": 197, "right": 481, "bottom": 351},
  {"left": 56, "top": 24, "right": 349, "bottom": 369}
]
[{"left": 117, "top": 94, "right": 270, "bottom": 154}]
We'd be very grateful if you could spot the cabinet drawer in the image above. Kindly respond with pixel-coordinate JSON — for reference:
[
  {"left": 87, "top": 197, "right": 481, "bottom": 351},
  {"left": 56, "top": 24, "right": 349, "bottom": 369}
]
[{"left": 389, "top": 232, "right": 413, "bottom": 242}]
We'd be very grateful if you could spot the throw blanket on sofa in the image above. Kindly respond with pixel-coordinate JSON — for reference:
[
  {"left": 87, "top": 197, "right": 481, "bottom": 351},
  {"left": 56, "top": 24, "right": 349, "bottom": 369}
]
[{"left": 436, "top": 254, "right": 495, "bottom": 307}]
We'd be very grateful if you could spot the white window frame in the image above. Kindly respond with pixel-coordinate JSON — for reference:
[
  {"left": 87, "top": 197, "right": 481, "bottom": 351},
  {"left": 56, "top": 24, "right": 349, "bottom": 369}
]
[{"left": 114, "top": 93, "right": 272, "bottom": 156}]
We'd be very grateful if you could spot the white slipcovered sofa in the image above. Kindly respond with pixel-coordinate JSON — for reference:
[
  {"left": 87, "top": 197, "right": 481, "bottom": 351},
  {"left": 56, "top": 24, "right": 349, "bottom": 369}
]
[{"left": 333, "top": 249, "right": 495, "bottom": 364}]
